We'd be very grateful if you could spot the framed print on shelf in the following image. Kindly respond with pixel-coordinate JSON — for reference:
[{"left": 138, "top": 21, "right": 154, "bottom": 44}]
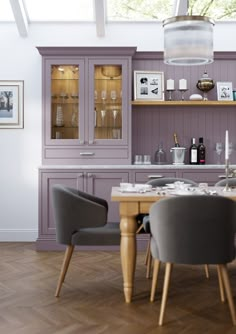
[
  {"left": 134, "top": 71, "right": 164, "bottom": 101},
  {"left": 217, "top": 82, "right": 233, "bottom": 101},
  {"left": 0, "top": 80, "right": 24, "bottom": 129}
]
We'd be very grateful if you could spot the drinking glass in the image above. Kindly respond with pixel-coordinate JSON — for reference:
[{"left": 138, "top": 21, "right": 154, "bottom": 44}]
[
  {"left": 101, "top": 90, "right": 107, "bottom": 102},
  {"left": 228, "top": 142, "right": 233, "bottom": 156},
  {"left": 112, "top": 109, "right": 118, "bottom": 127},
  {"left": 101, "top": 109, "right": 106, "bottom": 126},
  {"left": 110, "top": 90, "right": 117, "bottom": 101},
  {"left": 216, "top": 142, "right": 223, "bottom": 164}
]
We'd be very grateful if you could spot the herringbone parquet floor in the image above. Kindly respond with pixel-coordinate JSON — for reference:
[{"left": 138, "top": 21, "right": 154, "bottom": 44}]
[{"left": 1, "top": 242, "right": 236, "bottom": 334}]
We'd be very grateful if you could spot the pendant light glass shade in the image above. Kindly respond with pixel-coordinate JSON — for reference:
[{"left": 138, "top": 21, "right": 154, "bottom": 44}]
[{"left": 163, "top": 16, "right": 215, "bottom": 66}]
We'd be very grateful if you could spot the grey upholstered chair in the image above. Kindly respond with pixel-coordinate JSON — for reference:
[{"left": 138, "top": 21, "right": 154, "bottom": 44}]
[
  {"left": 149, "top": 195, "right": 236, "bottom": 326},
  {"left": 142, "top": 177, "right": 198, "bottom": 278},
  {"left": 52, "top": 184, "right": 120, "bottom": 297},
  {"left": 215, "top": 177, "right": 236, "bottom": 187}
]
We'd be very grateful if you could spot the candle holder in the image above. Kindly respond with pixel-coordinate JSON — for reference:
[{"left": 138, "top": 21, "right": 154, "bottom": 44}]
[
  {"left": 223, "top": 158, "right": 231, "bottom": 192},
  {"left": 166, "top": 89, "right": 175, "bottom": 101},
  {"left": 178, "top": 89, "right": 188, "bottom": 101}
]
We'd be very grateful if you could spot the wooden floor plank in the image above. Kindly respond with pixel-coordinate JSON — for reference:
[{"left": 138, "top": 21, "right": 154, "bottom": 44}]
[{"left": 0, "top": 242, "right": 236, "bottom": 333}]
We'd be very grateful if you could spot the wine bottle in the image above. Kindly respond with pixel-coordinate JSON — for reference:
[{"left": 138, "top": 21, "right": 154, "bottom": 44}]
[
  {"left": 198, "top": 137, "right": 206, "bottom": 164},
  {"left": 173, "top": 133, "right": 180, "bottom": 147},
  {"left": 189, "top": 138, "right": 198, "bottom": 164}
]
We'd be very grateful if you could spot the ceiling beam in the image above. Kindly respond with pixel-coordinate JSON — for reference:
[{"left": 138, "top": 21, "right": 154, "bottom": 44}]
[
  {"left": 94, "top": 0, "right": 105, "bottom": 37},
  {"left": 174, "top": 0, "right": 188, "bottom": 16},
  {"left": 9, "top": 0, "right": 28, "bottom": 37}
]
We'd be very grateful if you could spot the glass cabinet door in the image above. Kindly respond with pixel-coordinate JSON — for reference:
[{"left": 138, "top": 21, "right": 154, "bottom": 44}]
[
  {"left": 94, "top": 64, "right": 122, "bottom": 140},
  {"left": 89, "top": 59, "right": 129, "bottom": 145},
  {"left": 48, "top": 60, "right": 85, "bottom": 144}
]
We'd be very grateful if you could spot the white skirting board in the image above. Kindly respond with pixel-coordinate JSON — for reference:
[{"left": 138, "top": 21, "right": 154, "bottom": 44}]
[{"left": 0, "top": 229, "right": 38, "bottom": 242}]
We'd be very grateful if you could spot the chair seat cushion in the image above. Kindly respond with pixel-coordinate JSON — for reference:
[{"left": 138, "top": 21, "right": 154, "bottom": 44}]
[{"left": 71, "top": 223, "right": 120, "bottom": 245}]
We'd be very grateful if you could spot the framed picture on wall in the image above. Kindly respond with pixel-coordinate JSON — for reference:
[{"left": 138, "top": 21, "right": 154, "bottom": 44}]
[
  {"left": 134, "top": 71, "right": 164, "bottom": 101},
  {"left": 0, "top": 80, "right": 24, "bottom": 129},
  {"left": 217, "top": 82, "right": 233, "bottom": 101}
]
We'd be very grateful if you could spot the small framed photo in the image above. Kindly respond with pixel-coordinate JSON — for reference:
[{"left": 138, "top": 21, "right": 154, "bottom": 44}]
[
  {"left": 217, "top": 82, "right": 233, "bottom": 101},
  {"left": 0, "top": 80, "right": 24, "bottom": 129},
  {"left": 134, "top": 71, "right": 164, "bottom": 101}
]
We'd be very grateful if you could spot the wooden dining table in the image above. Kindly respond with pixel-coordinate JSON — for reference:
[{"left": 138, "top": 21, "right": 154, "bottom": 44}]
[{"left": 111, "top": 185, "right": 236, "bottom": 303}]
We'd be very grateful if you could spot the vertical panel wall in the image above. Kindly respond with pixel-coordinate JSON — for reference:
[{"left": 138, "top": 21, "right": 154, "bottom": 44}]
[{"left": 132, "top": 52, "right": 236, "bottom": 165}]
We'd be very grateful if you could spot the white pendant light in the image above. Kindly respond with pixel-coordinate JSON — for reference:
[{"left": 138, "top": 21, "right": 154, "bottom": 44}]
[{"left": 163, "top": 15, "right": 215, "bottom": 66}]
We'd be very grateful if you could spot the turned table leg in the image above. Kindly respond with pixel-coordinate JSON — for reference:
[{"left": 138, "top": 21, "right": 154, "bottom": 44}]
[{"left": 119, "top": 202, "right": 139, "bottom": 303}]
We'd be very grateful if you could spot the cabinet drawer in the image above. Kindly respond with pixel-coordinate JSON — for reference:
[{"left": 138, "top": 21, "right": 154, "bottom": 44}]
[
  {"left": 181, "top": 171, "right": 224, "bottom": 185},
  {"left": 134, "top": 170, "right": 177, "bottom": 183}
]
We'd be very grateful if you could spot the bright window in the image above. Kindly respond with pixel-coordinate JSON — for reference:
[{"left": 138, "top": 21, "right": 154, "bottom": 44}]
[
  {"left": 0, "top": 0, "right": 15, "bottom": 21},
  {"left": 23, "top": 0, "right": 94, "bottom": 21}
]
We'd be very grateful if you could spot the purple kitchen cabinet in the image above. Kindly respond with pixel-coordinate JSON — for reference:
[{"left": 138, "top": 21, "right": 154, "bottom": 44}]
[{"left": 37, "top": 47, "right": 136, "bottom": 165}]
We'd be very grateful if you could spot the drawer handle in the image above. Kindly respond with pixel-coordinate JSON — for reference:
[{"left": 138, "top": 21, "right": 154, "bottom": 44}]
[
  {"left": 80, "top": 152, "right": 95, "bottom": 156},
  {"left": 148, "top": 175, "right": 163, "bottom": 179}
]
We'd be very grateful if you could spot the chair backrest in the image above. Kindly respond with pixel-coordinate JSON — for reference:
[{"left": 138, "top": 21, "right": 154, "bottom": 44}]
[
  {"left": 215, "top": 177, "right": 236, "bottom": 187},
  {"left": 147, "top": 177, "right": 198, "bottom": 187},
  {"left": 150, "top": 195, "right": 236, "bottom": 265},
  {"left": 52, "top": 184, "right": 108, "bottom": 245}
]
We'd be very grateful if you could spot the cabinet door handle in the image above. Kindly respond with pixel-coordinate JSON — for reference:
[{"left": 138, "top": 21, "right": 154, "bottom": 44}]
[
  {"left": 148, "top": 175, "right": 164, "bottom": 179},
  {"left": 80, "top": 152, "right": 95, "bottom": 156}
]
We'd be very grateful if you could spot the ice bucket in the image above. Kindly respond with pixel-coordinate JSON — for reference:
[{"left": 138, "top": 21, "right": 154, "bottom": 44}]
[{"left": 170, "top": 147, "right": 186, "bottom": 165}]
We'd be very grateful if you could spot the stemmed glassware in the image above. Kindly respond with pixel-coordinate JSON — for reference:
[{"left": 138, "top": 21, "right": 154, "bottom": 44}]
[
  {"left": 216, "top": 142, "right": 223, "bottom": 164},
  {"left": 101, "top": 109, "right": 106, "bottom": 126},
  {"left": 101, "top": 90, "right": 107, "bottom": 102},
  {"left": 111, "top": 90, "right": 117, "bottom": 101},
  {"left": 112, "top": 109, "right": 118, "bottom": 127}
]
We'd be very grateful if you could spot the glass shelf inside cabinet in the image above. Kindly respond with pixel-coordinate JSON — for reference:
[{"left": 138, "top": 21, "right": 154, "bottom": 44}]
[
  {"left": 51, "top": 64, "right": 79, "bottom": 140},
  {"left": 94, "top": 65, "right": 122, "bottom": 140}
]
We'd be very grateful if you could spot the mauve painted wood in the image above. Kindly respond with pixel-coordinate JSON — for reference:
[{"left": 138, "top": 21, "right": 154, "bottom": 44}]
[{"left": 132, "top": 52, "right": 236, "bottom": 165}]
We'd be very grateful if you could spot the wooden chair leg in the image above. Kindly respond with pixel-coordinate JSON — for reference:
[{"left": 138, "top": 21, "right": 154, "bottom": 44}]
[
  {"left": 159, "top": 262, "right": 173, "bottom": 326},
  {"left": 219, "top": 264, "right": 236, "bottom": 326},
  {"left": 217, "top": 264, "right": 225, "bottom": 302},
  {"left": 150, "top": 259, "right": 161, "bottom": 302},
  {"left": 145, "top": 238, "right": 151, "bottom": 265},
  {"left": 204, "top": 264, "right": 210, "bottom": 279},
  {"left": 146, "top": 244, "right": 153, "bottom": 278},
  {"left": 55, "top": 245, "right": 74, "bottom": 297},
  {"left": 136, "top": 223, "right": 144, "bottom": 235}
]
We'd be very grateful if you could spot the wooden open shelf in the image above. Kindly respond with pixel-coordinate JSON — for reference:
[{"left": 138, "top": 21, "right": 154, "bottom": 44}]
[{"left": 131, "top": 100, "right": 236, "bottom": 106}]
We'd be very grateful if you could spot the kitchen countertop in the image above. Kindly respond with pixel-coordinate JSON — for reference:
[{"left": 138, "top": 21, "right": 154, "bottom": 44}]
[{"left": 39, "top": 164, "right": 235, "bottom": 170}]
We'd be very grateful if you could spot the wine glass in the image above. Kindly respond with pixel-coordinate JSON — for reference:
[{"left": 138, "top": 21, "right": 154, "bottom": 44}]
[
  {"left": 112, "top": 109, "right": 118, "bottom": 127},
  {"left": 216, "top": 142, "right": 223, "bottom": 164},
  {"left": 111, "top": 90, "right": 117, "bottom": 101},
  {"left": 101, "top": 109, "right": 106, "bottom": 126},
  {"left": 101, "top": 90, "right": 107, "bottom": 102}
]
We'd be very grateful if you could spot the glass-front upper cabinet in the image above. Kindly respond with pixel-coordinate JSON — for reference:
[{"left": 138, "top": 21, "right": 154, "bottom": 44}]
[{"left": 37, "top": 47, "right": 135, "bottom": 165}]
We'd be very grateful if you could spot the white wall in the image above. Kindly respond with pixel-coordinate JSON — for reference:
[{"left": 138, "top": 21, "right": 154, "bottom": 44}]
[{"left": 0, "top": 21, "right": 235, "bottom": 241}]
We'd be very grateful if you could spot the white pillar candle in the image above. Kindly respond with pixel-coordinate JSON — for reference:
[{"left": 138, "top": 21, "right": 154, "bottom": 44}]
[
  {"left": 179, "top": 79, "right": 187, "bottom": 90},
  {"left": 167, "top": 79, "right": 174, "bottom": 90},
  {"left": 225, "top": 130, "right": 229, "bottom": 160}
]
